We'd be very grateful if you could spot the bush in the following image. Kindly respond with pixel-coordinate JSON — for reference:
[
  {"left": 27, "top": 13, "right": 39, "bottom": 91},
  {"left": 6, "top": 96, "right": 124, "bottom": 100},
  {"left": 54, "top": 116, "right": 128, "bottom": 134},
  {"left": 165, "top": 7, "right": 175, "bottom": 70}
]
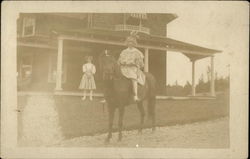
[{"left": 165, "top": 76, "right": 229, "bottom": 96}]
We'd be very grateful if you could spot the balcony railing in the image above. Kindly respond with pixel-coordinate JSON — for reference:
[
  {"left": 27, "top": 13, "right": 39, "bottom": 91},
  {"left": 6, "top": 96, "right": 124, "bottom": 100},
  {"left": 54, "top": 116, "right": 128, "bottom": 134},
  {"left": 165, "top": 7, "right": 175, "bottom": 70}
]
[{"left": 115, "top": 24, "right": 150, "bottom": 35}]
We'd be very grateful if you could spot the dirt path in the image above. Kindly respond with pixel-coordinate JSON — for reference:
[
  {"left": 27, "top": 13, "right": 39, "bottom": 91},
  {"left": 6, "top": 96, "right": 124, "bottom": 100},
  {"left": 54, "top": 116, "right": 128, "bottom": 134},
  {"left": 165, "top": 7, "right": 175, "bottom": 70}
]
[
  {"left": 57, "top": 117, "right": 229, "bottom": 148},
  {"left": 19, "top": 95, "right": 64, "bottom": 146}
]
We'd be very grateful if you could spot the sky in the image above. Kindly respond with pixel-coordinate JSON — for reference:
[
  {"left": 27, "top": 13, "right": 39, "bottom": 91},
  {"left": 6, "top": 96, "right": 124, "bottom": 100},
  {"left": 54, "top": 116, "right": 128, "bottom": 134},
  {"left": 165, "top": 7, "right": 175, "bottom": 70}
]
[{"left": 160, "top": 2, "right": 248, "bottom": 86}]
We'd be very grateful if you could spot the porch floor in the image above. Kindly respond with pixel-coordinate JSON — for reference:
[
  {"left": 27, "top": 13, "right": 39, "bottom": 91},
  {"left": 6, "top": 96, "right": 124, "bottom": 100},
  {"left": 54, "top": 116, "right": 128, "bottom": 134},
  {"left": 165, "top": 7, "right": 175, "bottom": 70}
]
[{"left": 18, "top": 91, "right": 216, "bottom": 100}]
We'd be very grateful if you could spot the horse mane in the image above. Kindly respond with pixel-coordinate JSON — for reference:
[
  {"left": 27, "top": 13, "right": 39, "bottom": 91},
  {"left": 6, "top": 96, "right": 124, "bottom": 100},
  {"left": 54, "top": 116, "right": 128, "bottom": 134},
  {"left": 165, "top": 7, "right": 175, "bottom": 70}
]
[{"left": 98, "top": 52, "right": 123, "bottom": 79}]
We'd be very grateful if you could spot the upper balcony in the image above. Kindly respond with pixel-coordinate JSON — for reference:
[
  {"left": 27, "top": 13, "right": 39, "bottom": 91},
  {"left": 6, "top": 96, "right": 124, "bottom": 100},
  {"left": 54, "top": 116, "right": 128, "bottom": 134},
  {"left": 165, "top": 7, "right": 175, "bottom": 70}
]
[{"left": 114, "top": 24, "right": 150, "bottom": 35}]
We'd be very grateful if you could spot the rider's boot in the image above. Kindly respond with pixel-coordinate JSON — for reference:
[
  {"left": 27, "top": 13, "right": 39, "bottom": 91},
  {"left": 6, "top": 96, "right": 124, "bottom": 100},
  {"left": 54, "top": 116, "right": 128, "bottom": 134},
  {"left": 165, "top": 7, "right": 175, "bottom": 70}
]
[{"left": 132, "top": 80, "right": 139, "bottom": 101}]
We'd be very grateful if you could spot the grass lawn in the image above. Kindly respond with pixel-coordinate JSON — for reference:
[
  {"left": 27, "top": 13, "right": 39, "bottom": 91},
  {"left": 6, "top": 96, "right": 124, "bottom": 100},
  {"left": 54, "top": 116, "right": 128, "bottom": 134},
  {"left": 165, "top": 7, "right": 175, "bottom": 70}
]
[{"left": 18, "top": 91, "right": 229, "bottom": 140}]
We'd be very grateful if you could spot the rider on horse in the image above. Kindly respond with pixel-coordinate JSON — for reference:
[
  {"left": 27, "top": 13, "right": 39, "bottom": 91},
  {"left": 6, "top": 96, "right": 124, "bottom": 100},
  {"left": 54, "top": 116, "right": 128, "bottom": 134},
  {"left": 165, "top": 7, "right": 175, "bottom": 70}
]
[
  {"left": 99, "top": 35, "right": 156, "bottom": 142},
  {"left": 118, "top": 31, "right": 145, "bottom": 101}
]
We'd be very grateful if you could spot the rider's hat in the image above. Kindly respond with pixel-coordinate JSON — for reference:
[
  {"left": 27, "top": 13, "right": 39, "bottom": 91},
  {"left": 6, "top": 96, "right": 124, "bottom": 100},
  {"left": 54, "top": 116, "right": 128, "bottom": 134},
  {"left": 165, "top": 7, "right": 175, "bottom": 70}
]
[{"left": 125, "top": 31, "right": 139, "bottom": 46}]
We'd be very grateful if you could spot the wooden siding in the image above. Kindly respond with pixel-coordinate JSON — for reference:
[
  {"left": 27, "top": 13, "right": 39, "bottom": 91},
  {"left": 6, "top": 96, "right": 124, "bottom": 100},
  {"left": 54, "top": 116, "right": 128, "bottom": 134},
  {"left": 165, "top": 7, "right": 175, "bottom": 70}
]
[
  {"left": 92, "top": 13, "right": 123, "bottom": 30},
  {"left": 145, "top": 14, "right": 167, "bottom": 36},
  {"left": 17, "top": 47, "right": 55, "bottom": 91},
  {"left": 17, "top": 13, "right": 169, "bottom": 38},
  {"left": 18, "top": 14, "right": 88, "bottom": 37}
]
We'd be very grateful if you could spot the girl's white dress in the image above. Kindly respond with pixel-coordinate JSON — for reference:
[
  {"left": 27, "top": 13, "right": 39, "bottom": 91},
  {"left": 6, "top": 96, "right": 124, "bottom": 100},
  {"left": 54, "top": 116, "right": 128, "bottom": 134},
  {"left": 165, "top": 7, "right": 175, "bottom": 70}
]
[
  {"left": 118, "top": 47, "right": 145, "bottom": 85},
  {"left": 79, "top": 63, "right": 96, "bottom": 90}
]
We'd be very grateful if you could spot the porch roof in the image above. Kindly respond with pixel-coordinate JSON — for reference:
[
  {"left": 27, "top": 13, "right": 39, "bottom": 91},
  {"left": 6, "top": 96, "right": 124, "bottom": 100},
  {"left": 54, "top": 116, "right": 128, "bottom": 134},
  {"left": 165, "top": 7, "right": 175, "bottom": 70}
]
[{"left": 53, "top": 28, "right": 222, "bottom": 60}]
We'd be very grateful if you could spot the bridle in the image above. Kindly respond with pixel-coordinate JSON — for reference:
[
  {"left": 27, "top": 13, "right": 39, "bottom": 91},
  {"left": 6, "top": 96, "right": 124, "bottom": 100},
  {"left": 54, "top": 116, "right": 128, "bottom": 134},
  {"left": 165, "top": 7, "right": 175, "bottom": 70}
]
[
  {"left": 103, "top": 72, "right": 114, "bottom": 80},
  {"left": 99, "top": 54, "right": 117, "bottom": 81}
]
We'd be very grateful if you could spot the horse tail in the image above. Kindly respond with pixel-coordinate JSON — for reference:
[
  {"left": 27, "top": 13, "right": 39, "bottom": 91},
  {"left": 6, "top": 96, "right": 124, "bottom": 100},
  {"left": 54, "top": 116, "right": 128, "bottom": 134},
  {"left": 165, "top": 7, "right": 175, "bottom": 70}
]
[{"left": 145, "top": 72, "right": 156, "bottom": 119}]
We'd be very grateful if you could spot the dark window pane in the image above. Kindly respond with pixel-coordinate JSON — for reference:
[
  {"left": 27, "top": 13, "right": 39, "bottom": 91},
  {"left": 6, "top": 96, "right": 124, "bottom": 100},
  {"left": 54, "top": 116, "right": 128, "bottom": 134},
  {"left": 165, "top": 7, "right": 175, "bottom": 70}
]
[{"left": 24, "top": 26, "right": 33, "bottom": 35}]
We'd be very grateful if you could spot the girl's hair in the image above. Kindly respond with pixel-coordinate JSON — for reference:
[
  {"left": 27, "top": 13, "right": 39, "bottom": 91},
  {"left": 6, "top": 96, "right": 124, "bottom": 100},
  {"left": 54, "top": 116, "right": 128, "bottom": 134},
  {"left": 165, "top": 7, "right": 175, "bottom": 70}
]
[{"left": 85, "top": 55, "right": 93, "bottom": 62}]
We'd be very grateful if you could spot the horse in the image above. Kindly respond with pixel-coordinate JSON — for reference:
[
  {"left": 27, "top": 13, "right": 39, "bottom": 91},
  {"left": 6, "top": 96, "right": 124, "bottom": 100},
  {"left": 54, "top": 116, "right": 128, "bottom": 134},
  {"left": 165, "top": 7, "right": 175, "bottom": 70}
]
[{"left": 98, "top": 52, "right": 157, "bottom": 143}]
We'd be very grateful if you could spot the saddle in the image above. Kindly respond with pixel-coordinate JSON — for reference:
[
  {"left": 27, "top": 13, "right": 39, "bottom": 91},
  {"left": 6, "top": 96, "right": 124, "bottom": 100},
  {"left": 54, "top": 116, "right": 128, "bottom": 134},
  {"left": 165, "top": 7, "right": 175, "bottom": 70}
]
[
  {"left": 136, "top": 80, "right": 148, "bottom": 101},
  {"left": 113, "top": 72, "right": 148, "bottom": 102},
  {"left": 128, "top": 73, "right": 148, "bottom": 101}
]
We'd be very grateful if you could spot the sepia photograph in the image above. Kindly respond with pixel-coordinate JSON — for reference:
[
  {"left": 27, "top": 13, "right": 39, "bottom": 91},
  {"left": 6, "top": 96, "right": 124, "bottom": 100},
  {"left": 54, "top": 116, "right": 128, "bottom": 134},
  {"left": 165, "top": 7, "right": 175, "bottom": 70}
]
[{"left": 1, "top": 1, "right": 248, "bottom": 158}]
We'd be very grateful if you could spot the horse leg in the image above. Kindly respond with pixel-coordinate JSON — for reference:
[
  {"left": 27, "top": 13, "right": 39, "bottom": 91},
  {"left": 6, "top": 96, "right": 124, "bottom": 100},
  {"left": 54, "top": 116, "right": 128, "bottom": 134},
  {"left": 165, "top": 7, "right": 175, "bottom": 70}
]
[
  {"left": 148, "top": 97, "right": 156, "bottom": 132},
  {"left": 137, "top": 101, "right": 145, "bottom": 134},
  {"left": 118, "top": 106, "right": 125, "bottom": 142},
  {"left": 105, "top": 106, "right": 115, "bottom": 143}
]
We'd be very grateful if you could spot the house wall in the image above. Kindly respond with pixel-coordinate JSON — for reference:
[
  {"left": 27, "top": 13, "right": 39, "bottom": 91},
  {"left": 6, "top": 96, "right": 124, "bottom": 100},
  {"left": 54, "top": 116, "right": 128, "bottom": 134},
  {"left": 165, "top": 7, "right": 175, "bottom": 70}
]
[
  {"left": 145, "top": 14, "right": 167, "bottom": 37},
  {"left": 63, "top": 51, "right": 84, "bottom": 91},
  {"left": 17, "top": 13, "right": 169, "bottom": 94},
  {"left": 92, "top": 13, "right": 123, "bottom": 30},
  {"left": 17, "top": 42, "right": 114, "bottom": 92},
  {"left": 17, "top": 17, "right": 23, "bottom": 37},
  {"left": 17, "top": 44, "right": 167, "bottom": 95},
  {"left": 31, "top": 50, "right": 53, "bottom": 90},
  {"left": 149, "top": 49, "right": 166, "bottom": 95},
  {"left": 62, "top": 50, "right": 102, "bottom": 91},
  {"left": 62, "top": 41, "right": 110, "bottom": 92},
  {"left": 36, "top": 14, "right": 88, "bottom": 36},
  {"left": 17, "top": 13, "right": 168, "bottom": 38},
  {"left": 18, "top": 14, "right": 88, "bottom": 37},
  {"left": 91, "top": 13, "right": 167, "bottom": 37},
  {"left": 17, "top": 47, "right": 56, "bottom": 91}
]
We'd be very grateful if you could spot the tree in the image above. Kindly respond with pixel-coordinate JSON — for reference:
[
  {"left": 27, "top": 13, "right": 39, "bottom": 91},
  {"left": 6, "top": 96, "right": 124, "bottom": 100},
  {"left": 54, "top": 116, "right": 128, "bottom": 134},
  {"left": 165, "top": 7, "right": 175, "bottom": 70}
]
[
  {"left": 197, "top": 73, "right": 208, "bottom": 93},
  {"left": 183, "top": 81, "right": 192, "bottom": 95},
  {"left": 199, "top": 73, "right": 205, "bottom": 84},
  {"left": 206, "top": 66, "right": 211, "bottom": 82}
]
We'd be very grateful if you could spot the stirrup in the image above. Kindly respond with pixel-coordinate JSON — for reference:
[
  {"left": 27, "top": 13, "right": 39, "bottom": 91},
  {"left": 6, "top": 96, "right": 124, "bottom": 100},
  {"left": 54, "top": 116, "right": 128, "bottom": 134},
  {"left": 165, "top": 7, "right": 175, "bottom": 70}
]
[
  {"left": 134, "top": 95, "right": 139, "bottom": 101},
  {"left": 100, "top": 99, "right": 106, "bottom": 103}
]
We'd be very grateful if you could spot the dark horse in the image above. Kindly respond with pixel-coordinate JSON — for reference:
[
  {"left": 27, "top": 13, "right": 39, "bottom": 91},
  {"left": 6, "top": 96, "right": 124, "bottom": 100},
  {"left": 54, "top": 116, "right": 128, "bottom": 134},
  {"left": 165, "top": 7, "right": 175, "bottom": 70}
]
[{"left": 99, "top": 52, "right": 157, "bottom": 143}]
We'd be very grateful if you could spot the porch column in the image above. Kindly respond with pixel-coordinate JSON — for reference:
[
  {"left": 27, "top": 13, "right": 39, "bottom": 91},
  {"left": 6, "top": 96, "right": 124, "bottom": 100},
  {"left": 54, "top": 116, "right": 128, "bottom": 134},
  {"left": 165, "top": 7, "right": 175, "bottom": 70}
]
[
  {"left": 165, "top": 51, "right": 168, "bottom": 86},
  {"left": 55, "top": 38, "right": 64, "bottom": 91},
  {"left": 191, "top": 60, "right": 196, "bottom": 96},
  {"left": 144, "top": 48, "right": 149, "bottom": 72},
  {"left": 210, "top": 55, "right": 215, "bottom": 96}
]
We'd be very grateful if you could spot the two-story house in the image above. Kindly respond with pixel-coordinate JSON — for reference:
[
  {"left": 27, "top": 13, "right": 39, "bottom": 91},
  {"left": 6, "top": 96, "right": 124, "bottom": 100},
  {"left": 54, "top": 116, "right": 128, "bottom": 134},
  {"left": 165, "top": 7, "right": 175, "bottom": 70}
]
[{"left": 17, "top": 13, "right": 221, "bottom": 96}]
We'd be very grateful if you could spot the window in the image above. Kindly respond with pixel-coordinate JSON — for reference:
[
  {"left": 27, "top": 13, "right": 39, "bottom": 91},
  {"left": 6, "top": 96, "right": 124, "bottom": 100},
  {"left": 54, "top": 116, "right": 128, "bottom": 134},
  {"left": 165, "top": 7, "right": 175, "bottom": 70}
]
[
  {"left": 130, "top": 13, "right": 147, "bottom": 19},
  {"left": 17, "top": 54, "right": 33, "bottom": 86},
  {"left": 119, "top": 13, "right": 150, "bottom": 34},
  {"left": 48, "top": 54, "right": 67, "bottom": 83},
  {"left": 22, "top": 17, "right": 35, "bottom": 37},
  {"left": 126, "top": 17, "right": 140, "bottom": 26},
  {"left": 126, "top": 13, "right": 147, "bottom": 26}
]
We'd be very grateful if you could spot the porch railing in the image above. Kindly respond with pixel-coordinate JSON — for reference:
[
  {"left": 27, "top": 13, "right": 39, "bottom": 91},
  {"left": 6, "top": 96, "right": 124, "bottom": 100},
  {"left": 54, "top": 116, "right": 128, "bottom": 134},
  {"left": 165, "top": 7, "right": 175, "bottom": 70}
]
[{"left": 115, "top": 24, "right": 150, "bottom": 35}]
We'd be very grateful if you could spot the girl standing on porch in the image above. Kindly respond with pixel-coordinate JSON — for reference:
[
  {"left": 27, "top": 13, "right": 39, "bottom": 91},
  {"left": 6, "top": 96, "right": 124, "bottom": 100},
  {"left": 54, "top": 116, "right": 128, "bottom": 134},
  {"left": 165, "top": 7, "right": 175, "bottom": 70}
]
[{"left": 79, "top": 56, "right": 96, "bottom": 101}]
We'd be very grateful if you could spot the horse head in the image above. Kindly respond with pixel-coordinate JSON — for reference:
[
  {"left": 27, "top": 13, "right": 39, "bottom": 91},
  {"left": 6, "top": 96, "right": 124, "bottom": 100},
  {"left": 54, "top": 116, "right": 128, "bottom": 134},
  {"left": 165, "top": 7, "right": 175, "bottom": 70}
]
[{"left": 98, "top": 52, "right": 120, "bottom": 80}]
